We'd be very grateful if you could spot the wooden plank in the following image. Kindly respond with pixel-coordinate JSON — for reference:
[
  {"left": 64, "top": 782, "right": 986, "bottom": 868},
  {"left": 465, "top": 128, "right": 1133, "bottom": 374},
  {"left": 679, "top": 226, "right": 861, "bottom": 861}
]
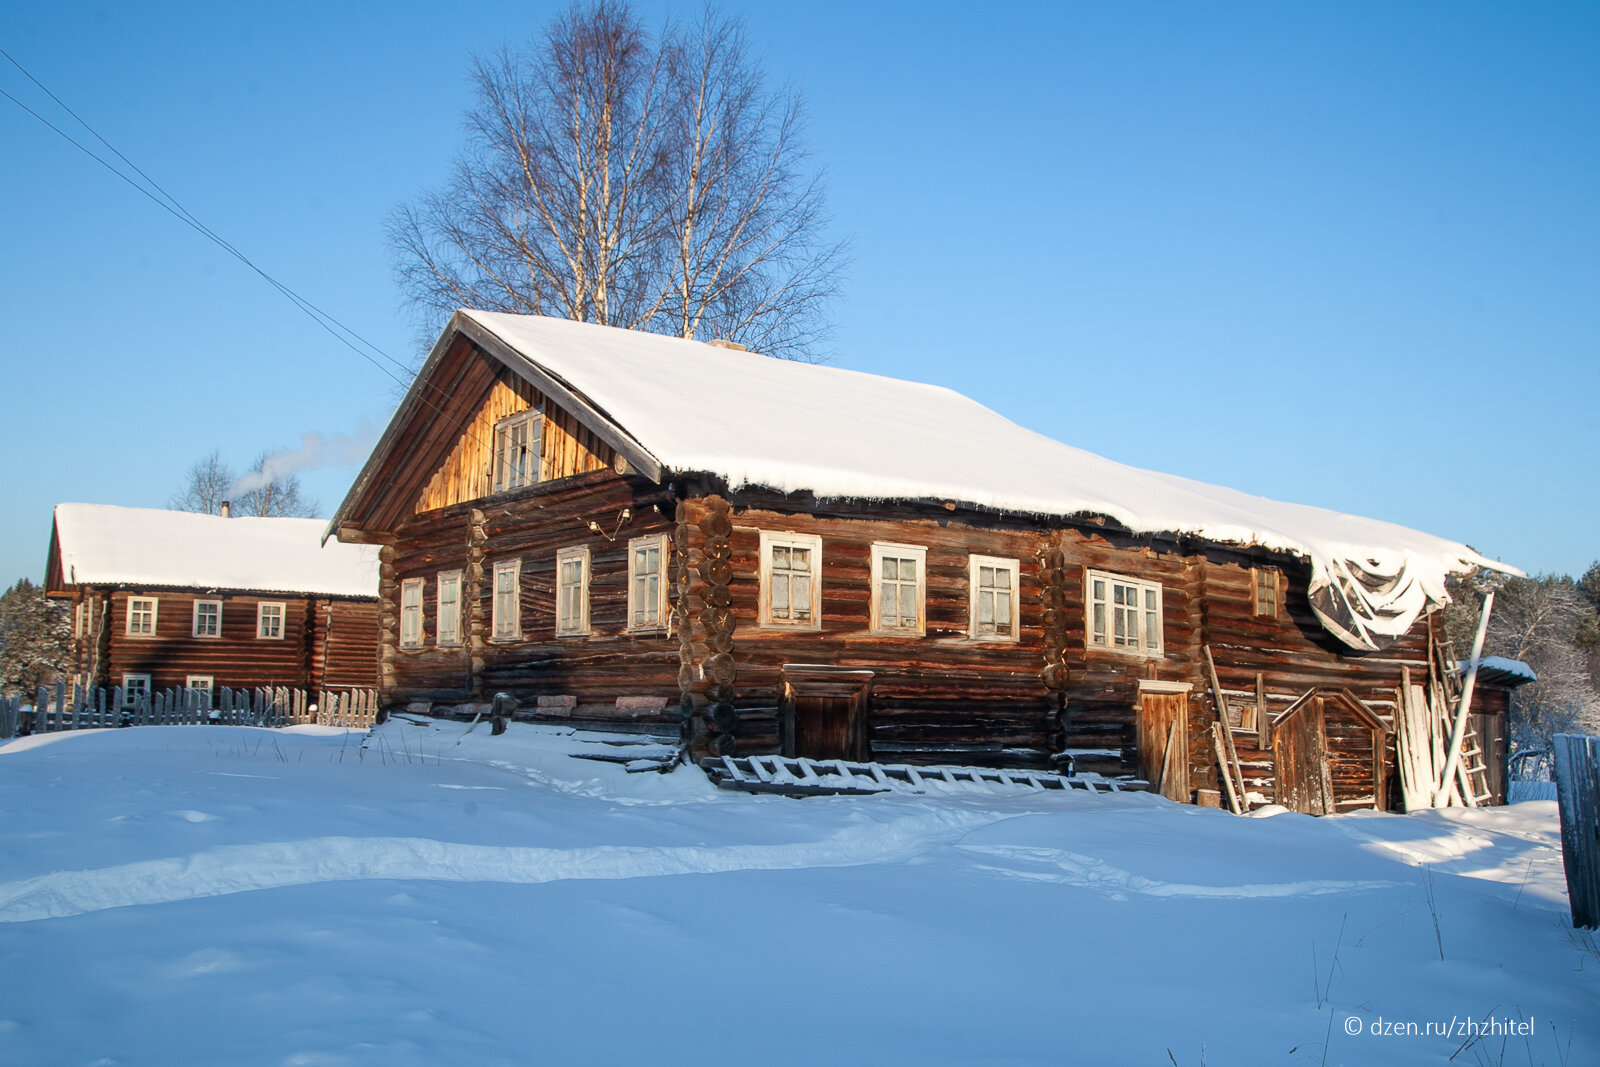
[
  {"left": 1211, "top": 723, "right": 1242, "bottom": 814},
  {"left": 1553, "top": 733, "right": 1600, "bottom": 929}
]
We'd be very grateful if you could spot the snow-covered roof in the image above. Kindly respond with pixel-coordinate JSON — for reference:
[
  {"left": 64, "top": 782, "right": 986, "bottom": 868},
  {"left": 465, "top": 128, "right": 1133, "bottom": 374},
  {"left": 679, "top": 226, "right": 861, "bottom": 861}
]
[
  {"left": 52, "top": 504, "right": 379, "bottom": 598},
  {"left": 1459, "top": 656, "right": 1538, "bottom": 687},
  {"left": 342, "top": 311, "right": 1521, "bottom": 649}
]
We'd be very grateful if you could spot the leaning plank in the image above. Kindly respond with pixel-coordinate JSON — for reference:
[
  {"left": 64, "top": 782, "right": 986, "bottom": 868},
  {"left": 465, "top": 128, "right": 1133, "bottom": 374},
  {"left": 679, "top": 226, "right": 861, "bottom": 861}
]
[
  {"left": 1211, "top": 723, "right": 1243, "bottom": 815},
  {"left": 1553, "top": 733, "right": 1600, "bottom": 929}
]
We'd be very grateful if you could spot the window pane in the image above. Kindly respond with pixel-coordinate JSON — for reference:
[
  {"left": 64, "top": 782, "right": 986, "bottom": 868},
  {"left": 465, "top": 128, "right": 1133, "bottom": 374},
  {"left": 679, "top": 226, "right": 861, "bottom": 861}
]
[
  {"left": 1145, "top": 588, "right": 1157, "bottom": 611},
  {"left": 772, "top": 546, "right": 790, "bottom": 571},
  {"left": 978, "top": 589, "right": 995, "bottom": 628},
  {"left": 793, "top": 575, "right": 812, "bottom": 620},
  {"left": 994, "top": 567, "right": 1010, "bottom": 590},
  {"left": 995, "top": 591, "right": 1012, "bottom": 634},
  {"left": 882, "top": 557, "right": 898, "bottom": 582},
  {"left": 1093, "top": 579, "right": 1105, "bottom": 601},
  {"left": 899, "top": 557, "right": 916, "bottom": 583},
  {"left": 1145, "top": 610, "right": 1159, "bottom": 650},
  {"left": 791, "top": 547, "right": 810, "bottom": 573},
  {"left": 772, "top": 573, "right": 790, "bottom": 618},
  {"left": 1093, "top": 602, "right": 1105, "bottom": 643},
  {"left": 880, "top": 582, "right": 898, "bottom": 625}
]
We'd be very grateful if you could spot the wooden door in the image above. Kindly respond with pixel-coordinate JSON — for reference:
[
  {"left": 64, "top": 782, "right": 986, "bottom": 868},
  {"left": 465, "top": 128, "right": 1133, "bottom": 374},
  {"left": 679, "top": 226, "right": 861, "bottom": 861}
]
[
  {"left": 793, "top": 695, "right": 865, "bottom": 762},
  {"left": 1138, "top": 692, "right": 1190, "bottom": 802},
  {"left": 1275, "top": 696, "right": 1335, "bottom": 815}
]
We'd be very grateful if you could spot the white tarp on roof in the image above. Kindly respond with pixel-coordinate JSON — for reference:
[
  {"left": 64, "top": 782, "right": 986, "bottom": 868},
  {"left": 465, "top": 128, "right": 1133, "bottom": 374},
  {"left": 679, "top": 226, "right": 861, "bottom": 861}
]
[
  {"left": 54, "top": 504, "right": 379, "bottom": 598},
  {"left": 458, "top": 312, "right": 1518, "bottom": 650}
]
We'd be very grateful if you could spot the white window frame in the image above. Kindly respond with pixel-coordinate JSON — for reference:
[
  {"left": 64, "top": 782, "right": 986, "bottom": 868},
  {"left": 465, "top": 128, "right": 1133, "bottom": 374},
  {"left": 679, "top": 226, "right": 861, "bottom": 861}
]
[
  {"left": 436, "top": 570, "right": 463, "bottom": 647},
  {"left": 556, "top": 546, "right": 592, "bottom": 637},
  {"left": 758, "top": 531, "right": 823, "bottom": 631},
  {"left": 869, "top": 542, "right": 926, "bottom": 635},
  {"left": 968, "top": 555, "right": 1021, "bottom": 642},
  {"left": 1086, "top": 568, "right": 1164, "bottom": 657},
  {"left": 126, "top": 597, "right": 158, "bottom": 637},
  {"left": 627, "top": 535, "right": 670, "bottom": 633},
  {"left": 192, "top": 599, "right": 222, "bottom": 638},
  {"left": 492, "top": 410, "right": 543, "bottom": 492},
  {"left": 74, "top": 602, "right": 87, "bottom": 638},
  {"left": 122, "top": 673, "right": 152, "bottom": 708},
  {"left": 185, "top": 675, "right": 214, "bottom": 708},
  {"left": 257, "top": 602, "right": 286, "bottom": 640},
  {"left": 399, "top": 578, "right": 425, "bottom": 649},
  {"left": 491, "top": 558, "right": 522, "bottom": 641}
]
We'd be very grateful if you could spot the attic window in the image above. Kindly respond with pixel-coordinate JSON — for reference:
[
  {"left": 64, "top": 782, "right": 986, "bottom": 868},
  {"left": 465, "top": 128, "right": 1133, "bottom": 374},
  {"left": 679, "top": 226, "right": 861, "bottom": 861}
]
[
  {"left": 492, "top": 410, "right": 543, "bottom": 492},
  {"left": 1253, "top": 568, "right": 1280, "bottom": 618}
]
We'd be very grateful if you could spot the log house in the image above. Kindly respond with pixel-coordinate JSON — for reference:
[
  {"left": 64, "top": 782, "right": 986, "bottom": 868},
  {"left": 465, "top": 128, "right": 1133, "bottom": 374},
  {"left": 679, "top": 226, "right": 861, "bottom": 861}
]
[
  {"left": 46, "top": 504, "right": 381, "bottom": 702},
  {"left": 330, "top": 312, "right": 1519, "bottom": 812}
]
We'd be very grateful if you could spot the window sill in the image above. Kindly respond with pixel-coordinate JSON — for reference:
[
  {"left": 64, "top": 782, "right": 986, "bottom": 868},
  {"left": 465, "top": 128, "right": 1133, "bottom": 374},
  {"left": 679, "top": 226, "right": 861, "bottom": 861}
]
[
  {"left": 755, "top": 622, "right": 823, "bottom": 634},
  {"left": 556, "top": 629, "right": 592, "bottom": 639},
  {"left": 1086, "top": 645, "right": 1166, "bottom": 660}
]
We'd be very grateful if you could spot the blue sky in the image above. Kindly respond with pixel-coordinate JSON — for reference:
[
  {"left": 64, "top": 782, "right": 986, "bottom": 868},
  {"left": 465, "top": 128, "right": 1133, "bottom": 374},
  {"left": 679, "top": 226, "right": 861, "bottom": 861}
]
[{"left": 2, "top": 1, "right": 1596, "bottom": 590}]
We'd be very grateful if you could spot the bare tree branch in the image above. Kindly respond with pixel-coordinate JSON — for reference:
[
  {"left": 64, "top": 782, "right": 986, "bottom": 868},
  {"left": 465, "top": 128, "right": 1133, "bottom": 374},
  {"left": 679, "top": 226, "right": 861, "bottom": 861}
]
[{"left": 388, "top": 0, "right": 846, "bottom": 362}]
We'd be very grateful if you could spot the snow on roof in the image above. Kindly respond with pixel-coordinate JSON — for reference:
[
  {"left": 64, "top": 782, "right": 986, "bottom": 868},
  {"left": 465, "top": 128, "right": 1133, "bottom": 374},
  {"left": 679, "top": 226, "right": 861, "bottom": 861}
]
[
  {"left": 409, "top": 312, "right": 1518, "bottom": 649},
  {"left": 52, "top": 504, "right": 379, "bottom": 598},
  {"left": 1459, "top": 656, "right": 1539, "bottom": 686}
]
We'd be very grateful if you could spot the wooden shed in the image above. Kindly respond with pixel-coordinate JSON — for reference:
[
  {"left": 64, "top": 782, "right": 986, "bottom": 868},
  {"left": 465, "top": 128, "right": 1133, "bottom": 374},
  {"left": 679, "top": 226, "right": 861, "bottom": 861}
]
[
  {"left": 46, "top": 504, "right": 382, "bottom": 703},
  {"left": 329, "top": 311, "right": 1519, "bottom": 813}
]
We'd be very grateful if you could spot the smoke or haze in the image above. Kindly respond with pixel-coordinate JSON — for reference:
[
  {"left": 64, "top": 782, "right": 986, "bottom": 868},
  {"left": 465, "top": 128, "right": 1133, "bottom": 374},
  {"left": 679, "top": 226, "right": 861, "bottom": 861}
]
[{"left": 229, "top": 425, "right": 376, "bottom": 495}]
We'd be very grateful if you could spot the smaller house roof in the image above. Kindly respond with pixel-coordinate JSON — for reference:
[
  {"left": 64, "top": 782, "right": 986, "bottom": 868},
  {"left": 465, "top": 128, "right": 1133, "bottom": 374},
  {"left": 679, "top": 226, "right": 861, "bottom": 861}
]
[
  {"left": 1459, "top": 656, "right": 1538, "bottom": 689},
  {"left": 50, "top": 504, "right": 379, "bottom": 598}
]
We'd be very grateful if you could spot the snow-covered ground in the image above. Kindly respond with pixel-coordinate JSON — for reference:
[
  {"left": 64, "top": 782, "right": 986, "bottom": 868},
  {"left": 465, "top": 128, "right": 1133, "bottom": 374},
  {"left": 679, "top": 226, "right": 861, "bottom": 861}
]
[{"left": 1, "top": 721, "right": 1594, "bottom": 1066}]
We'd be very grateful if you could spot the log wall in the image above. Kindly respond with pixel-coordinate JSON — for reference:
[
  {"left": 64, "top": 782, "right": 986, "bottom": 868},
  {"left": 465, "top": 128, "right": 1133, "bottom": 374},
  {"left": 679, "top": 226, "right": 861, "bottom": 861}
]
[
  {"left": 386, "top": 470, "right": 683, "bottom": 722},
  {"left": 68, "top": 588, "right": 377, "bottom": 693}
]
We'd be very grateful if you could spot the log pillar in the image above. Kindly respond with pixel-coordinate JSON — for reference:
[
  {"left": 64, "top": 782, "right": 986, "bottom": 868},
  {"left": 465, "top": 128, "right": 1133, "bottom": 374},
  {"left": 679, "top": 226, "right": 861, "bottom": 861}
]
[
  {"left": 466, "top": 508, "right": 487, "bottom": 700},
  {"left": 676, "top": 495, "right": 737, "bottom": 761}
]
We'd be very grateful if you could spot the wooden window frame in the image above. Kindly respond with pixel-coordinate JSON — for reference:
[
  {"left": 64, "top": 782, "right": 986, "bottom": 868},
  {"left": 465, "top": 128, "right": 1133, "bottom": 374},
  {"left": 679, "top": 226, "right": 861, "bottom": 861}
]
[
  {"left": 1085, "top": 568, "right": 1164, "bottom": 658},
  {"left": 491, "top": 558, "right": 522, "bottom": 641},
  {"left": 399, "top": 578, "right": 425, "bottom": 649},
  {"left": 192, "top": 599, "right": 223, "bottom": 639},
  {"left": 126, "top": 597, "right": 158, "bottom": 638},
  {"left": 869, "top": 542, "right": 926, "bottom": 635},
  {"left": 556, "top": 546, "right": 592, "bottom": 637},
  {"left": 1252, "top": 567, "right": 1280, "bottom": 618},
  {"left": 257, "top": 602, "right": 286, "bottom": 640},
  {"left": 436, "top": 571, "right": 463, "bottom": 647},
  {"left": 626, "top": 535, "right": 670, "bottom": 633},
  {"left": 122, "top": 673, "right": 151, "bottom": 707},
  {"left": 492, "top": 410, "right": 543, "bottom": 493},
  {"left": 74, "top": 602, "right": 87, "bottom": 638},
  {"left": 185, "top": 675, "right": 214, "bottom": 708},
  {"left": 758, "top": 530, "right": 823, "bottom": 631},
  {"left": 968, "top": 554, "right": 1021, "bottom": 642}
]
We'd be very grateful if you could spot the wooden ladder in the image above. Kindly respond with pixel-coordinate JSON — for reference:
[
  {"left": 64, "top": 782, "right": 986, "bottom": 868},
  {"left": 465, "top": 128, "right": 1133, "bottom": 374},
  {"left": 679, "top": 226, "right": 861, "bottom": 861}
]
[{"left": 1431, "top": 629, "right": 1494, "bottom": 807}]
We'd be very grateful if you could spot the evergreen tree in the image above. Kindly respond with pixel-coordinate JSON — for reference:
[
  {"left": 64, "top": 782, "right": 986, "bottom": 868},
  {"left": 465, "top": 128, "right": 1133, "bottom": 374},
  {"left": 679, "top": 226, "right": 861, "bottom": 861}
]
[{"left": 0, "top": 579, "right": 71, "bottom": 697}]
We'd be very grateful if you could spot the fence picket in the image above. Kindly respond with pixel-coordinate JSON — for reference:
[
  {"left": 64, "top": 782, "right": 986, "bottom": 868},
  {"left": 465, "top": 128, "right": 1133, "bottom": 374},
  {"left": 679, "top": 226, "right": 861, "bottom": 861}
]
[{"left": 2, "top": 686, "right": 379, "bottom": 738}]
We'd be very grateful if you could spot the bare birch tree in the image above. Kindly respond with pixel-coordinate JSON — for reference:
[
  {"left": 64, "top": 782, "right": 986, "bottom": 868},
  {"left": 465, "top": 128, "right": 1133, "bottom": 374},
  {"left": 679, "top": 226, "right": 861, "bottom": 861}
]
[
  {"left": 170, "top": 451, "right": 319, "bottom": 518},
  {"left": 389, "top": 1, "right": 844, "bottom": 361}
]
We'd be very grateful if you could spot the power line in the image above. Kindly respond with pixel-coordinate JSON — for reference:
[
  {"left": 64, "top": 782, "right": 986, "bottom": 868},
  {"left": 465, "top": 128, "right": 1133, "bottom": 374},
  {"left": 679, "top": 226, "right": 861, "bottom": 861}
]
[{"left": 0, "top": 47, "right": 423, "bottom": 387}]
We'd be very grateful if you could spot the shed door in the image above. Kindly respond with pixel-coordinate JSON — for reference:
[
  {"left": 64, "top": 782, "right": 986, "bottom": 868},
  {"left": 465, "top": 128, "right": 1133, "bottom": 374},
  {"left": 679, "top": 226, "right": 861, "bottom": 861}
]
[
  {"left": 1275, "top": 697, "right": 1335, "bottom": 815},
  {"left": 793, "top": 695, "right": 866, "bottom": 762},
  {"left": 1138, "top": 692, "right": 1190, "bottom": 802}
]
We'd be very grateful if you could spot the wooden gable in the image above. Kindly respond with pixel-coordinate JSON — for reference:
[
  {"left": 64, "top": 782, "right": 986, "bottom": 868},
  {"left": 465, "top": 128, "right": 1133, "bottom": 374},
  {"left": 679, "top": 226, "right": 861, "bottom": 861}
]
[
  {"left": 333, "top": 316, "right": 663, "bottom": 539},
  {"left": 413, "top": 370, "right": 618, "bottom": 516}
]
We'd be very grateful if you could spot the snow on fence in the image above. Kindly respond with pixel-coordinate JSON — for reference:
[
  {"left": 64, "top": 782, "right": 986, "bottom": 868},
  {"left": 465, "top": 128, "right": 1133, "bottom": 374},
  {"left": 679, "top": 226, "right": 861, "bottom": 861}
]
[
  {"left": 1553, "top": 733, "right": 1600, "bottom": 930},
  {"left": 0, "top": 682, "right": 380, "bottom": 740}
]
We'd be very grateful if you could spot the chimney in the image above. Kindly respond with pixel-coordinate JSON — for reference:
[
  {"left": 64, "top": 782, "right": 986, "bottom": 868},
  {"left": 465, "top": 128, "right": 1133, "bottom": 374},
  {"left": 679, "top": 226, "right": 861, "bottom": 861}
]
[{"left": 220, "top": 501, "right": 231, "bottom": 519}]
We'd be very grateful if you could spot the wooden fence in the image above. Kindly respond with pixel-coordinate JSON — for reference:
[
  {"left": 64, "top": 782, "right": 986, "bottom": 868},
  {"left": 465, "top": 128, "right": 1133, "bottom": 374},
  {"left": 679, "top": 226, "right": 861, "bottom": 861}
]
[
  {"left": 0, "top": 682, "right": 380, "bottom": 740},
  {"left": 1554, "top": 733, "right": 1600, "bottom": 930}
]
